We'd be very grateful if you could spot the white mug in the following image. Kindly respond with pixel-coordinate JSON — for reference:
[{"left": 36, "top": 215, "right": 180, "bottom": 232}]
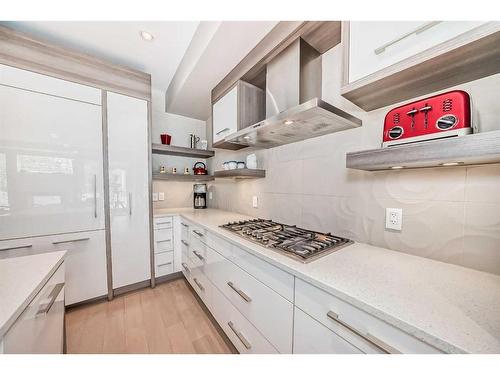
[{"left": 246, "top": 154, "right": 257, "bottom": 169}]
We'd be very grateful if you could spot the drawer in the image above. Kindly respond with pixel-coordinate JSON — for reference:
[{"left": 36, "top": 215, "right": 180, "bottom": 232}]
[
  {"left": 190, "top": 266, "right": 212, "bottom": 307},
  {"left": 190, "top": 224, "right": 207, "bottom": 244},
  {"left": 206, "top": 231, "right": 294, "bottom": 302},
  {"left": 154, "top": 228, "right": 173, "bottom": 253},
  {"left": 293, "top": 307, "right": 362, "bottom": 354},
  {"left": 154, "top": 216, "right": 173, "bottom": 229},
  {"left": 181, "top": 237, "right": 189, "bottom": 257},
  {"left": 180, "top": 220, "right": 190, "bottom": 242},
  {"left": 295, "top": 278, "right": 442, "bottom": 354},
  {"left": 211, "top": 284, "right": 278, "bottom": 354},
  {"left": 155, "top": 252, "right": 174, "bottom": 277},
  {"left": 205, "top": 246, "right": 293, "bottom": 353},
  {"left": 181, "top": 251, "right": 195, "bottom": 279},
  {"left": 3, "top": 263, "right": 65, "bottom": 353},
  {"left": 189, "top": 235, "right": 207, "bottom": 268}
]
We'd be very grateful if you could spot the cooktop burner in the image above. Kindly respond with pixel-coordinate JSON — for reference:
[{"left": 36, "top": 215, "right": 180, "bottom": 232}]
[{"left": 220, "top": 219, "right": 353, "bottom": 263}]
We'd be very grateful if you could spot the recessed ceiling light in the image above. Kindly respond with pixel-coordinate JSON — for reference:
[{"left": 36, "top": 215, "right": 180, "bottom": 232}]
[
  {"left": 284, "top": 120, "right": 294, "bottom": 125},
  {"left": 390, "top": 166, "right": 404, "bottom": 169},
  {"left": 440, "top": 162, "right": 463, "bottom": 166},
  {"left": 140, "top": 31, "right": 154, "bottom": 41}
]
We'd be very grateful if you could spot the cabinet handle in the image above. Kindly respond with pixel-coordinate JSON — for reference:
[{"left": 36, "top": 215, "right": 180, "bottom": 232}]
[
  {"left": 52, "top": 237, "right": 90, "bottom": 245},
  {"left": 0, "top": 244, "right": 33, "bottom": 252},
  {"left": 227, "top": 321, "right": 251, "bottom": 350},
  {"left": 227, "top": 281, "right": 252, "bottom": 303},
  {"left": 36, "top": 283, "right": 64, "bottom": 316},
  {"left": 215, "top": 127, "right": 230, "bottom": 135},
  {"left": 156, "top": 238, "right": 171, "bottom": 243},
  {"left": 374, "top": 21, "right": 442, "bottom": 55},
  {"left": 326, "top": 311, "right": 400, "bottom": 354},
  {"left": 181, "top": 240, "right": 189, "bottom": 246},
  {"left": 192, "top": 250, "right": 205, "bottom": 261},
  {"left": 193, "top": 277, "right": 205, "bottom": 291},
  {"left": 93, "top": 174, "right": 97, "bottom": 218},
  {"left": 181, "top": 222, "right": 188, "bottom": 227},
  {"left": 128, "top": 192, "right": 132, "bottom": 216},
  {"left": 193, "top": 230, "right": 204, "bottom": 237},
  {"left": 157, "top": 261, "right": 172, "bottom": 267},
  {"left": 181, "top": 262, "right": 190, "bottom": 273}
]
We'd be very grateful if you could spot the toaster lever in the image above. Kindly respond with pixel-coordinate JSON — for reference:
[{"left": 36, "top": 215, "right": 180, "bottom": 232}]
[
  {"left": 419, "top": 105, "right": 432, "bottom": 129},
  {"left": 406, "top": 108, "right": 418, "bottom": 130}
]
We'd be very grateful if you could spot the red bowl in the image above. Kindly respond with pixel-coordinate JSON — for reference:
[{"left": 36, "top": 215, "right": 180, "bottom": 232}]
[{"left": 160, "top": 134, "right": 171, "bottom": 145}]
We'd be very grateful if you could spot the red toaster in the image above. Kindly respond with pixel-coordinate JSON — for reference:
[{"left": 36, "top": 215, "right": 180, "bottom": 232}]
[{"left": 382, "top": 90, "right": 472, "bottom": 147}]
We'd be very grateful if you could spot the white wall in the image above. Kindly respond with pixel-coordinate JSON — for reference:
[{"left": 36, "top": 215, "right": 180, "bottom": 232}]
[
  {"left": 151, "top": 89, "right": 208, "bottom": 209},
  {"left": 207, "top": 44, "right": 500, "bottom": 275}
]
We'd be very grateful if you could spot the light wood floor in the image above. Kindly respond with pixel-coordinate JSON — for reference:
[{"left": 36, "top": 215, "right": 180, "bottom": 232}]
[{"left": 65, "top": 278, "right": 235, "bottom": 354}]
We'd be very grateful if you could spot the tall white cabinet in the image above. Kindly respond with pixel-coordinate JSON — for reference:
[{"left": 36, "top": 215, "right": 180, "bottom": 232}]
[{"left": 107, "top": 92, "right": 151, "bottom": 289}]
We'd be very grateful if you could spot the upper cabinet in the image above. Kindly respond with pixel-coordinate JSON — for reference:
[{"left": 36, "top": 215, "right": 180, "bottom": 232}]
[
  {"left": 341, "top": 21, "right": 500, "bottom": 110},
  {"left": 212, "top": 80, "right": 265, "bottom": 149}
]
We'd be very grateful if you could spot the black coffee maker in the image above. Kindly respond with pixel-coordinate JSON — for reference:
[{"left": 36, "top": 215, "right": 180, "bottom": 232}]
[{"left": 193, "top": 184, "right": 207, "bottom": 209}]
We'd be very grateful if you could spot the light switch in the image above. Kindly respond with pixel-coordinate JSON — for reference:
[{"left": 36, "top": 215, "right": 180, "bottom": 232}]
[
  {"left": 252, "top": 196, "right": 258, "bottom": 208},
  {"left": 385, "top": 208, "right": 403, "bottom": 231},
  {"left": 158, "top": 192, "right": 165, "bottom": 201},
  {"left": 152, "top": 192, "right": 158, "bottom": 202}
]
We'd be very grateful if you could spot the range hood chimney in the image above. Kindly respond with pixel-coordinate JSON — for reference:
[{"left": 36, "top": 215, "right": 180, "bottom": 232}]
[{"left": 225, "top": 38, "right": 362, "bottom": 148}]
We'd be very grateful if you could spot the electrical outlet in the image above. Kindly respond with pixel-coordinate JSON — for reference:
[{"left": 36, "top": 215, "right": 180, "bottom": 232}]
[
  {"left": 152, "top": 192, "right": 158, "bottom": 202},
  {"left": 209, "top": 191, "right": 213, "bottom": 200},
  {"left": 252, "top": 196, "right": 258, "bottom": 208},
  {"left": 385, "top": 208, "right": 403, "bottom": 231},
  {"left": 158, "top": 192, "right": 165, "bottom": 201}
]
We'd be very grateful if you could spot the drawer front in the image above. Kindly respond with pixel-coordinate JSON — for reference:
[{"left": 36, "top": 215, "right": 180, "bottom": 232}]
[
  {"left": 190, "top": 224, "right": 207, "bottom": 244},
  {"left": 293, "top": 307, "right": 362, "bottom": 354},
  {"left": 205, "top": 246, "right": 293, "bottom": 353},
  {"left": 154, "top": 228, "right": 173, "bottom": 253},
  {"left": 3, "top": 263, "right": 65, "bottom": 354},
  {"left": 154, "top": 215, "right": 173, "bottom": 229},
  {"left": 155, "top": 252, "right": 174, "bottom": 277},
  {"left": 181, "top": 252, "right": 194, "bottom": 279},
  {"left": 189, "top": 235, "right": 207, "bottom": 268},
  {"left": 295, "top": 278, "right": 442, "bottom": 354},
  {"left": 180, "top": 220, "right": 190, "bottom": 242},
  {"left": 206, "top": 231, "right": 294, "bottom": 302},
  {"left": 211, "top": 283, "right": 278, "bottom": 354},
  {"left": 190, "top": 266, "right": 212, "bottom": 307}
]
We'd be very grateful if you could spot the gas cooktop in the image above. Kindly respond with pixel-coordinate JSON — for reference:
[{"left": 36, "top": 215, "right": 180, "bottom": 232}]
[{"left": 220, "top": 219, "right": 353, "bottom": 263}]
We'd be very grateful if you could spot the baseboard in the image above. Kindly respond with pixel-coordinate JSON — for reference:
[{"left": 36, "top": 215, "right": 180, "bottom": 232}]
[
  {"left": 113, "top": 279, "right": 152, "bottom": 297},
  {"left": 184, "top": 276, "right": 239, "bottom": 354},
  {"left": 65, "top": 294, "right": 108, "bottom": 309},
  {"left": 155, "top": 271, "right": 183, "bottom": 285}
]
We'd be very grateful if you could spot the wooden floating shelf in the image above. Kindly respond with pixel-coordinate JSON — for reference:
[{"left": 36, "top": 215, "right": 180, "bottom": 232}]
[
  {"left": 152, "top": 143, "right": 215, "bottom": 158},
  {"left": 152, "top": 173, "right": 214, "bottom": 182},
  {"left": 346, "top": 130, "right": 500, "bottom": 171},
  {"left": 214, "top": 169, "right": 266, "bottom": 179}
]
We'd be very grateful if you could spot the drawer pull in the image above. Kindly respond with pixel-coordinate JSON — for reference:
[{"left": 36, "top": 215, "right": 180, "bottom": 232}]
[
  {"left": 193, "top": 230, "right": 204, "bottom": 237},
  {"left": 181, "top": 222, "right": 188, "bottom": 227},
  {"left": 193, "top": 277, "right": 205, "bottom": 291},
  {"left": 181, "top": 262, "right": 190, "bottom": 273},
  {"left": 157, "top": 261, "right": 172, "bottom": 267},
  {"left": 228, "top": 321, "right": 251, "bottom": 350},
  {"left": 181, "top": 240, "right": 189, "bottom": 246},
  {"left": 52, "top": 237, "right": 90, "bottom": 245},
  {"left": 37, "top": 282, "right": 64, "bottom": 316},
  {"left": 227, "top": 281, "right": 252, "bottom": 303},
  {"left": 156, "top": 238, "right": 172, "bottom": 243},
  {"left": 374, "top": 21, "right": 441, "bottom": 55},
  {"left": 192, "top": 250, "right": 205, "bottom": 261},
  {"left": 0, "top": 244, "right": 33, "bottom": 252},
  {"left": 326, "top": 311, "right": 400, "bottom": 354}
]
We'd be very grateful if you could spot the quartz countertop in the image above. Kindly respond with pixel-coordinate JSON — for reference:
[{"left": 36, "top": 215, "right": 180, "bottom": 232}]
[
  {"left": 0, "top": 251, "right": 66, "bottom": 337},
  {"left": 154, "top": 208, "right": 500, "bottom": 353}
]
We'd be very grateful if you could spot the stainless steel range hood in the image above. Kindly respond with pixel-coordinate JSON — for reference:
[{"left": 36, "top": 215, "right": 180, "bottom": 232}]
[{"left": 224, "top": 38, "right": 362, "bottom": 148}]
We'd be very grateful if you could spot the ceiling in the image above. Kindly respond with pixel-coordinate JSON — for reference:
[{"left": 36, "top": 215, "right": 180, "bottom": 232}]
[{"left": 1, "top": 21, "right": 199, "bottom": 92}]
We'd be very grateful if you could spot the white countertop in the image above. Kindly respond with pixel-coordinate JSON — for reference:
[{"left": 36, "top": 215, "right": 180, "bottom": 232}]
[
  {"left": 0, "top": 251, "right": 66, "bottom": 337},
  {"left": 155, "top": 208, "right": 500, "bottom": 353}
]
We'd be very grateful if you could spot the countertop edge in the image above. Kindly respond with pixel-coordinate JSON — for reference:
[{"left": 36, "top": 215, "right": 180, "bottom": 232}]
[{"left": 0, "top": 251, "right": 66, "bottom": 338}]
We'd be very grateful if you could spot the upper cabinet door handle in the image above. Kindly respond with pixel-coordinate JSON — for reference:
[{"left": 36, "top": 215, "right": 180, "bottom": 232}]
[
  {"left": 374, "top": 21, "right": 442, "bottom": 55},
  {"left": 93, "top": 174, "right": 98, "bottom": 218},
  {"left": 215, "top": 127, "right": 230, "bottom": 135}
]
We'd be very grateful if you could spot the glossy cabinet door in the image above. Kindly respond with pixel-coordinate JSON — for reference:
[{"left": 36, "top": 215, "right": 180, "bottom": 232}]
[
  {"left": 348, "top": 21, "right": 486, "bottom": 83},
  {"left": 0, "top": 84, "right": 104, "bottom": 240},
  {"left": 107, "top": 92, "right": 151, "bottom": 289},
  {"left": 212, "top": 86, "right": 238, "bottom": 144}
]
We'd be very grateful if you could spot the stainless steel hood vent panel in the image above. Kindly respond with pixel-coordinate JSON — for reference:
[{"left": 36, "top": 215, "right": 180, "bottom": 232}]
[{"left": 225, "top": 98, "right": 362, "bottom": 148}]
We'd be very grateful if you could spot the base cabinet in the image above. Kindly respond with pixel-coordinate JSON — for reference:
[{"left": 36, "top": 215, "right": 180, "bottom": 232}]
[{"left": 2, "top": 263, "right": 65, "bottom": 354}]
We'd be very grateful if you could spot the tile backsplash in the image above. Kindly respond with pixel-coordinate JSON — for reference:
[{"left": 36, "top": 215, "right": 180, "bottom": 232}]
[{"left": 207, "top": 44, "right": 500, "bottom": 275}]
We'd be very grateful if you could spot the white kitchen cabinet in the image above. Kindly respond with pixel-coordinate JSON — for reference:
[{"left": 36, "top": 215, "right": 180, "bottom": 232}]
[
  {"left": 0, "top": 230, "right": 108, "bottom": 306},
  {"left": 347, "top": 21, "right": 486, "bottom": 83},
  {"left": 212, "top": 81, "right": 265, "bottom": 147},
  {"left": 0, "top": 81, "right": 104, "bottom": 240},
  {"left": 155, "top": 251, "right": 174, "bottom": 277},
  {"left": 107, "top": 92, "right": 151, "bottom": 289},
  {"left": 293, "top": 307, "right": 362, "bottom": 354},
  {"left": 2, "top": 263, "right": 65, "bottom": 354}
]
